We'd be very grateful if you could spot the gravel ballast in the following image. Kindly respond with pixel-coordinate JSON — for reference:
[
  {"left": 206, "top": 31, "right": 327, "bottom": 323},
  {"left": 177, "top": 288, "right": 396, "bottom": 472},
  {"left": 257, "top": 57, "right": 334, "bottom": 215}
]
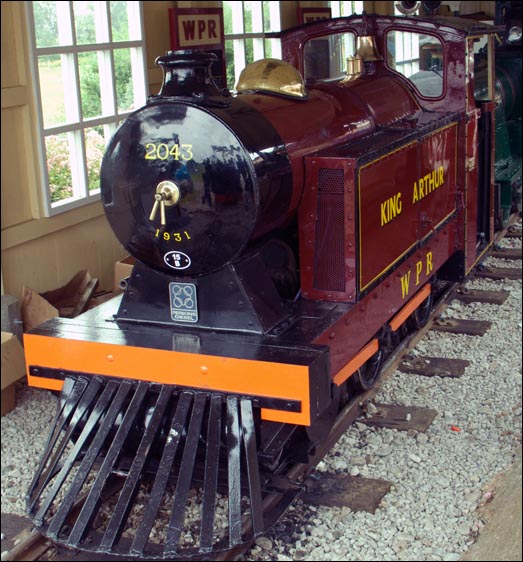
[{"left": 1, "top": 231, "right": 521, "bottom": 562}]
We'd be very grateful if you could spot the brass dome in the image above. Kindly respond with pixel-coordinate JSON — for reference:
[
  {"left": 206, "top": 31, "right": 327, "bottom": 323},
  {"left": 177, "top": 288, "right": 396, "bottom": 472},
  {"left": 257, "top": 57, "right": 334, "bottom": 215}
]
[{"left": 236, "top": 58, "right": 307, "bottom": 99}]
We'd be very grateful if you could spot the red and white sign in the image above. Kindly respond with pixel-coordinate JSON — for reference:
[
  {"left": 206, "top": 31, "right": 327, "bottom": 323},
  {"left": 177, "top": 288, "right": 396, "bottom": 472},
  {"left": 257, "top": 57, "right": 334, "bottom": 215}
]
[
  {"left": 297, "top": 8, "right": 332, "bottom": 25},
  {"left": 169, "top": 8, "right": 224, "bottom": 50}
]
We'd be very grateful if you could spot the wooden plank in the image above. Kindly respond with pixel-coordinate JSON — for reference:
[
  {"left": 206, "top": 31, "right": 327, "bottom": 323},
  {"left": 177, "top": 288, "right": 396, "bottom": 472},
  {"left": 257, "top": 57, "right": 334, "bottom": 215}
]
[
  {"left": 491, "top": 248, "right": 522, "bottom": 260},
  {"left": 475, "top": 267, "right": 522, "bottom": 280},
  {"left": 67, "top": 278, "right": 99, "bottom": 318},
  {"left": 431, "top": 317, "right": 491, "bottom": 336},
  {"left": 301, "top": 473, "right": 391, "bottom": 513},
  {"left": 359, "top": 404, "right": 437, "bottom": 432},
  {"left": 41, "top": 271, "right": 99, "bottom": 318},
  {"left": 399, "top": 355, "right": 469, "bottom": 378},
  {"left": 41, "top": 270, "right": 91, "bottom": 308},
  {"left": 451, "top": 288, "right": 509, "bottom": 305}
]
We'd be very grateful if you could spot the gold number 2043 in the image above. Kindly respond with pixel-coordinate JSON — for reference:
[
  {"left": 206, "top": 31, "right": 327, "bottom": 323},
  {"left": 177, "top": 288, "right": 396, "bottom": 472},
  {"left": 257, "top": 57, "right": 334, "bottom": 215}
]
[{"left": 145, "top": 143, "right": 193, "bottom": 161}]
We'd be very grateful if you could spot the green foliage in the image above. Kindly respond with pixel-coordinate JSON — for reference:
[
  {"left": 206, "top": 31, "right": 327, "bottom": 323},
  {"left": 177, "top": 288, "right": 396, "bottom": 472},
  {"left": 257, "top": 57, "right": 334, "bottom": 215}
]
[
  {"left": 79, "top": 52, "right": 102, "bottom": 119},
  {"left": 46, "top": 135, "right": 73, "bottom": 202},
  {"left": 33, "top": 1, "right": 58, "bottom": 47},
  {"left": 85, "top": 128, "right": 105, "bottom": 192},
  {"left": 46, "top": 129, "right": 105, "bottom": 202},
  {"left": 114, "top": 49, "right": 134, "bottom": 112}
]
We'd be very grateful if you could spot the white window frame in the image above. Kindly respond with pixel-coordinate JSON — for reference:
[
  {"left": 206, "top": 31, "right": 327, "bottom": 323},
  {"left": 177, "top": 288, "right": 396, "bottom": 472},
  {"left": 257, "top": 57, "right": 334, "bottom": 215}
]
[
  {"left": 223, "top": 1, "right": 282, "bottom": 90},
  {"left": 26, "top": 1, "right": 148, "bottom": 217},
  {"left": 328, "top": 1, "right": 364, "bottom": 17}
]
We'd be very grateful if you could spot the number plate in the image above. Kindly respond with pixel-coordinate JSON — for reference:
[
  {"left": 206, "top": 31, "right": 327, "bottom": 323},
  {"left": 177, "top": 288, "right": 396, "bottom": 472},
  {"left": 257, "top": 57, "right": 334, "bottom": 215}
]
[{"left": 169, "top": 282, "right": 198, "bottom": 323}]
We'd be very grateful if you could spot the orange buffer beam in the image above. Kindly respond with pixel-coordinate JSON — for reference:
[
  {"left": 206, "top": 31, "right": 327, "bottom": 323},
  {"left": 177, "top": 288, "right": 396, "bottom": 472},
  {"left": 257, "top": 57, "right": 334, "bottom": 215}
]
[{"left": 24, "top": 334, "right": 312, "bottom": 426}]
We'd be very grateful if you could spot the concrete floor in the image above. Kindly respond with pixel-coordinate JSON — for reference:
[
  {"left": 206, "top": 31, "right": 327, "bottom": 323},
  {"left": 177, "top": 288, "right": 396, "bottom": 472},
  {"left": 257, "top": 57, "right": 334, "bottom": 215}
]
[{"left": 460, "top": 446, "right": 522, "bottom": 562}]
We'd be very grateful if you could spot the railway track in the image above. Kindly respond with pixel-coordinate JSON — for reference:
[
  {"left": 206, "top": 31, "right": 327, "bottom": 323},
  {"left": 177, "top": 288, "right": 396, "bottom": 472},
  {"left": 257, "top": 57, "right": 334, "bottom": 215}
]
[{"left": 3, "top": 219, "right": 521, "bottom": 562}]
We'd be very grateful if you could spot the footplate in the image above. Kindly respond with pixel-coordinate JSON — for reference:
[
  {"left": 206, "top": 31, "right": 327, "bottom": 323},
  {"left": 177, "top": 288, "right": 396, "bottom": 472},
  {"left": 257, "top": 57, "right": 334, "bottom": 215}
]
[{"left": 27, "top": 376, "right": 295, "bottom": 559}]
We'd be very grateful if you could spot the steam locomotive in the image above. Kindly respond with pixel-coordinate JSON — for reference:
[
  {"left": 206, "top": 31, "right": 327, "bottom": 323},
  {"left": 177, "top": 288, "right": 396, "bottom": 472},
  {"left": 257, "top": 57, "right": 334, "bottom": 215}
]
[{"left": 23, "top": 4, "right": 521, "bottom": 560}]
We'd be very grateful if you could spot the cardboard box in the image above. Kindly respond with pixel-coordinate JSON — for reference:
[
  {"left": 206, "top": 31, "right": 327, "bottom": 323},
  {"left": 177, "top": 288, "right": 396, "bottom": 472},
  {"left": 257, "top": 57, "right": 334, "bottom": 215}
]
[
  {"left": 21, "top": 286, "right": 59, "bottom": 332},
  {"left": 1, "top": 385, "right": 15, "bottom": 417},
  {"left": 114, "top": 256, "right": 136, "bottom": 291},
  {"left": 1, "top": 331, "right": 27, "bottom": 415}
]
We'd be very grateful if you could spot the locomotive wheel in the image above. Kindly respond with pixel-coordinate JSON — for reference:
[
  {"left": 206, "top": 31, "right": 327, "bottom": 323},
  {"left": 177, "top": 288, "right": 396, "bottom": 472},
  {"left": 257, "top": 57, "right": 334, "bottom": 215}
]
[
  {"left": 408, "top": 291, "right": 434, "bottom": 330},
  {"left": 349, "top": 347, "right": 384, "bottom": 393}
]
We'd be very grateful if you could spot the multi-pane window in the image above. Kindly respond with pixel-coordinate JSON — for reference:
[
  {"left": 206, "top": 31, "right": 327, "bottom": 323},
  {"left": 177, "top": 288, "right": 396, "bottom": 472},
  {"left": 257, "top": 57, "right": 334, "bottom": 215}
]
[
  {"left": 26, "top": 1, "right": 147, "bottom": 216},
  {"left": 328, "top": 1, "right": 364, "bottom": 17},
  {"left": 388, "top": 5, "right": 444, "bottom": 97},
  {"left": 386, "top": 30, "right": 444, "bottom": 97},
  {"left": 223, "top": 1, "right": 282, "bottom": 90}
]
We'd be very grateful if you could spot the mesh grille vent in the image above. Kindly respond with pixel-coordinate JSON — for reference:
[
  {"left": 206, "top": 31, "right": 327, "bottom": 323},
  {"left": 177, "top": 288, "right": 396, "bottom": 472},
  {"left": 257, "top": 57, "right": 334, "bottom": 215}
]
[{"left": 314, "top": 168, "right": 345, "bottom": 292}]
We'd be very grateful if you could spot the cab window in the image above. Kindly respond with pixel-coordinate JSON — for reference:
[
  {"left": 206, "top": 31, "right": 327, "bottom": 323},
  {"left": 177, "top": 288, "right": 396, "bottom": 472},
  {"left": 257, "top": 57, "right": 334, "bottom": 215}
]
[
  {"left": 303, "top": 32, "right": 356, "bottom": 81},
  {"left": 386, "top": 30, "right": 444, "bottom": 97},
  {"left": 470, "top": 35, "right": 493, "bottom": 102}
]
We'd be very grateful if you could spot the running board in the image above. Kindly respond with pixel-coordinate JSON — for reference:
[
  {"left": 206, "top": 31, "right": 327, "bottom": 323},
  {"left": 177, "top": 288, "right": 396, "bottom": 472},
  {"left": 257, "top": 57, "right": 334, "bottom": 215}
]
[{"left": 27, "top": 376, "right": 293, "bottom": 559}]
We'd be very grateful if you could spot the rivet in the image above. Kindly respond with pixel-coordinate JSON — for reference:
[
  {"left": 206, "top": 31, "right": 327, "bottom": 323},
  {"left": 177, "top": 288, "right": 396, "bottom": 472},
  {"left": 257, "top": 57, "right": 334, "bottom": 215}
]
[
  {"left": 106, "top": 354, "right": 114, "bottom": 362},
  {"left": 201, "top": 366, "right": 208, "bottom": 374}
]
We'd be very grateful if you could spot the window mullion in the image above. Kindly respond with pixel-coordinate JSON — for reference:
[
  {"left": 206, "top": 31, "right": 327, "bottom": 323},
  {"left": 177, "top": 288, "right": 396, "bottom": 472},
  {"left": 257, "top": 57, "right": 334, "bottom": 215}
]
[
  {"left": 268, "top": 1, "right": 281, "bottom": 32},
  {"left": 94, "top": 0, "right": 110, "bottom": 43},
  {"left": 99, "top": 49, "right": 116, "bottom": 116},
  {"left": 127, "top": 1, "right": 142, "bottom": 40},
  {"left": 253, "top": 38, "right": 264, "bottom": 61},
  {"left": 130, "top": 47, "right": 147, "bottom": 108},
  {"left": 251, "top": 1, "right": 263, "bottom": 33},
  {"left": 232, "top": 1, "right": 244, "bottom": 34},
  {"left": 57, "top": 1, "right": 73, "bottom": 45},
  {"left": 233, "top": 39, "right": 246, "bottom": 87},
  {"left": 62, "top": 53, "right": 80, "bottom": 123},
  {"left": 70, "top": 129, "right": 86, "bottom": 198}
]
